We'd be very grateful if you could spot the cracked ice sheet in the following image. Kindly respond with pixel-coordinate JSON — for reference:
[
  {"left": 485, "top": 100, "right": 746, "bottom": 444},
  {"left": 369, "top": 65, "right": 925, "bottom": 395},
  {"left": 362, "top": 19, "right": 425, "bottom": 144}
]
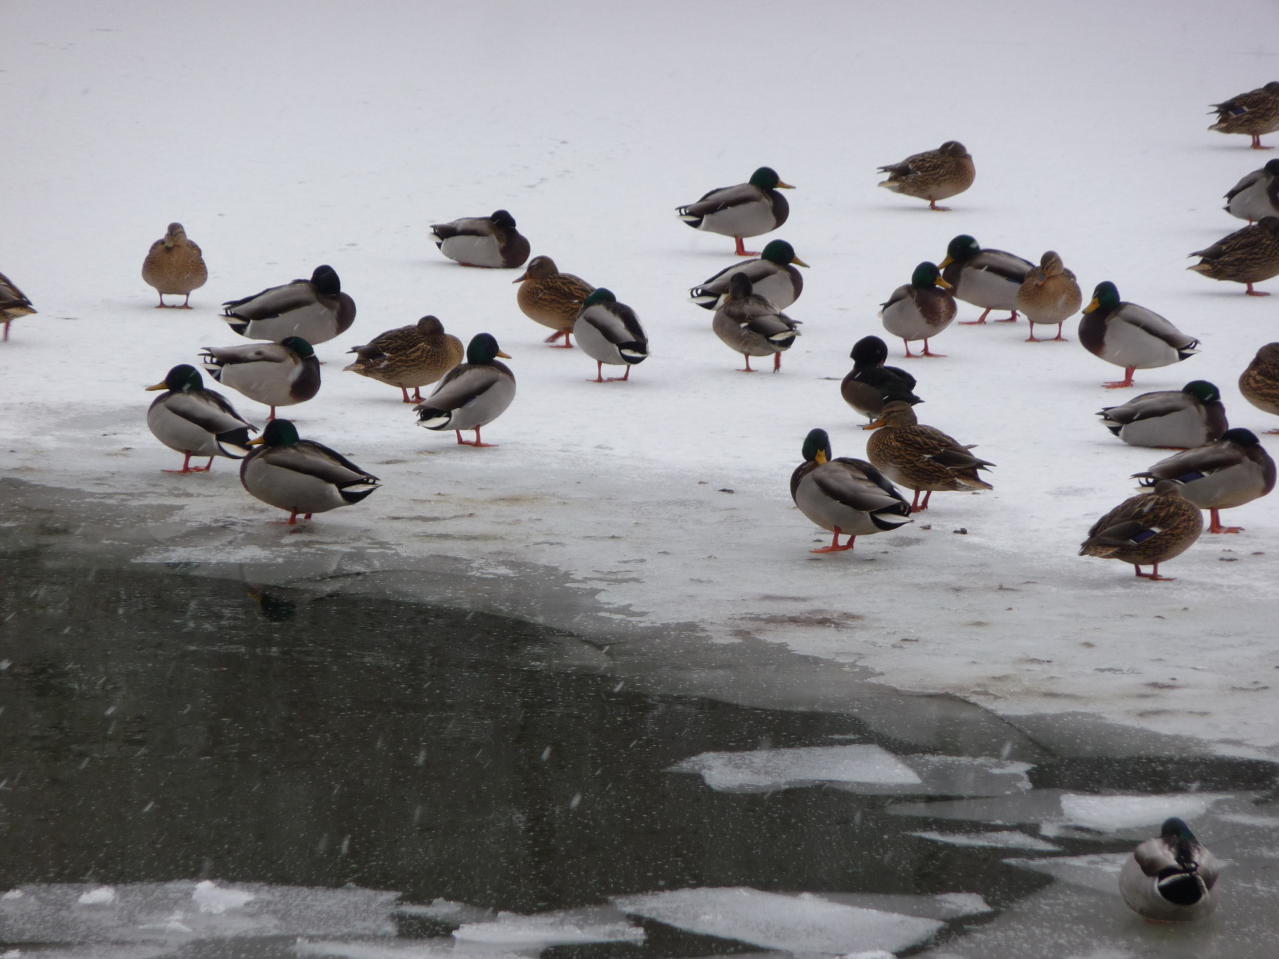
[
  {"left": 910, "top": 830, "right": 1063, "bottom": 852},
  {"left": 452, "top": 906, "right": 644, "bottom": 946},
  {"left": 612, "top": 887, "right": 943, "bottom": 954},
  {"left": 669, "top": 744, "right": 1032, "bottom": 795}
]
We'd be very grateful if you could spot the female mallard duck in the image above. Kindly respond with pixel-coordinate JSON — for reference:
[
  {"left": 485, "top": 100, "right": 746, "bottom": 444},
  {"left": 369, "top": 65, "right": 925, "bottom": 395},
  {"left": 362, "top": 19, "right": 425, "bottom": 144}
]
[
  {"left": 142, "top": 222, "right": 207, "bottom": 309},
  {"left": 677, "top": 166, "right": 793, "bottom": 256},
  {"left": 429, "top": 210, "right": 530, "bottom": 268},
  {"left": 221, "top": 264, "right": 356, "bottom": 344},
  {"left": 879, "top": 262, "right": 956, "bottom": 358},
  {"left": 711, "top": 273, "right": 800, "bottom": 372},
  {"left": 1119, "top": 818, "right": 1220, "bottom": 921},
  {"left": 240, "top": 418, "right": 380, "bottom": 525},
  {"left": 840, "top": 335, "right": 922, "bottom": 422},
  {"left": 790, "top": 428, "right": 912, "bottom": 553},
  {"left": 145, "top": 364, "right": 256, "bottom": 474},
  {"left": 863, "top": 400, "right": 993, "bottom": 512},
  {"left": 1078, "top": 479, "right": 1203, "bottom": 580},
  {"left": 573, "top": 288, "right": 648, "bottom": 382},
  {"left": 1239, "top": 341, "right": 1279, "bottom": 430},
  {"left": 1078, "top": 282, "right": 1199, "bottom": 389},
  {"left": 343, "top": 315, "right": 464, "bottom": 403},
  {"left": 1225, "top": 159, "right": 1279, "bottom": 222},
  {"left": 1209, "top": 80, "right": 1279, "bottom": 149},
  {"left": 1016, "top": 251, "right": 1082, "bottom": 342},
  {"left": 1188, "top": 216, "right": 1279, "bottom": 295},
  {"left": 513, "top": 255, "right": 595, "bottom": 347},
  {"left": 688, "top": 239, "right": 809, "bottom": 310},
  {"left": 0, "top": 270, "right": 36, "bottom": 342},
  {"left": 938, "top": 234, "right": 1034, "bottom": 324},
  {"left": 1098, "top": 380, "right": 1228, "bottom": 450},
  {"left": 415, "top": 333, "right": 515, "bottom": 447},
  {"left": 200, "top": 336, "right": 321, "bottom": 420},
  {"left": 1135, "top": 428, "right": 1276, "bottom": 533},
  {"left": 876, "top": 141, "right": 975, "bottom": 211}
]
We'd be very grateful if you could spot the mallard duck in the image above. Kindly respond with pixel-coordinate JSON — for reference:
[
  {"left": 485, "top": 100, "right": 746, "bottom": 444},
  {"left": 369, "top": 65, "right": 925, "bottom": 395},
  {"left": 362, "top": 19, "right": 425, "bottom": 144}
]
[
  {"left": 573, "top": 288, "right": 648, "bottom": 382},
  {"left": 513, "top": 255, "right": 595, "bottom": 347},
  {"left": 145, "top": 364, "right": 256, "bottom": 474},
  {"left": 688, "top": 239, "right": 808, "bottom": 310},
  {"left": 200, "top": 337, "right": 321, "bottom": 420},
  {"left": 1098, "top": 380, "right": 1228, "bottom": 450},
  {"left": 863, "top": 400, "right": 993, "bottom": 512},
  {"left": 1225, "top": 159, "right": 1279, "bottom": 222},
  {"left": 1016, "top": 251, "right": 1082, "bottom": 342},
  {"left": 415, "top": 333, "right": 515, "bottom": 446},
  {"left": 1209, "top": 80, "right": 1279, "bottom": 149},
  {"left": 876, "top": 141, "right": 975, "bottom": 211},
  {"left": 1188, "top": 216, "right": 1279, "bottom": 295},
  {"left": 1239, "top": 341, "right": 1279, "bottom": 430},
  {"left": 429, "top": 210, "right": 530, "bottom": 269},
  {"left": 711, "top": 273, "right": 800, "bottom": 372},
  {"left": 790, "top": 428, "right": 912, "bottom": 552},
  {"left": 1135, "top": 428, "right": 1275, "bottom": 533},
  {"left": 840, "top": 335, "right": 922, "bottom": 422},
  {"left": 0, "top": 270, "right": 36, "bottom": 342},
  {"left": 1078, "top": 282, "right": 1199, "bottom": 389},
  {"left": 1119, "top": 818, "right": 1220, "bottom": 921},
  {"left": 343, "top": 315, "right": 464, "bottom": 403},
  {"left": 221, "top": 265, "right": 356, "bottom": 344},
  {"left": 141, "top": 222, "right": 208, "bottom": 309},
  {"left": 938, "top": 234, "right": 1033, "bottom": 324},
  {"left": 879, "top": 262, "right": 956, "bottom": 358},
  {"left": 240, "top": 418, "right": 380, "bottom": 525},
  {"left": 677, "top": 166, "right": 793, "bottom": 256},
  {"left": 1078, "top": 479, "right": 1204, "bottom": 580}
]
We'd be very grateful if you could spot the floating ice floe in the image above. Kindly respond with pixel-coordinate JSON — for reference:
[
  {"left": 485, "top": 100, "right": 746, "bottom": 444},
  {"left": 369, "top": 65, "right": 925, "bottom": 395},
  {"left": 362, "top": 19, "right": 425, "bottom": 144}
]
[
  {"left": 1002, "top": 853, "right": 1129, "bottom": 895},
  {"left": 1057, "top": 793, "right": 1229, "bottom": 832},
  {"left": 76, "top": 886, "right": 117, "bottom": 906},
  {"left": 192, "top": 879, "right": 255, "bottom": 914},
  {"left": 669, "top": 744, "right": 1031, "bottom": 796},
  {"left": 613, "top": 887, "right": 944, "bottom": 954},
  {"left": 909, "top": 830, "right": 1062, "bottom": 852},
  {"left": 452, "top": 905, "right": 644, "bottom": 946}
]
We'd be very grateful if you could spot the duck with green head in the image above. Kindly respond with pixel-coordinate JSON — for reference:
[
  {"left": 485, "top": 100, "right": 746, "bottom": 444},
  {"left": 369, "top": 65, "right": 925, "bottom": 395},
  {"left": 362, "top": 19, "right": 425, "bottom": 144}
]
[
  {"left": 429, "top": 209, "right": 530, "bottom": 269},
  {"left": 1135, "top": 427, "right": 1275, "bottom": 533},
  {"left": 879, "top": 262, "right": 956, "bottom": 358},
  {"left": 1224, "top": 159, "right": 1279, "bottom": 223},
  {"left": 145, "top": 364, "right": 256, "bottom": 474},
  {"left": 1120, "top": 818, "right": 1220, "bottom": 921},
  {"left": 221, "top": 265, "right": 356, "bottom": 345},
  {"left": 573, "top": 288, "right": 649, "bottom": 382},
  {"left": 677, "top": 166, "right": 794, "bottom": 256},
  {"left": 688, "top": 239, "right": 809, "bottom": 310},
  {"left": 414, "top": 333, "right": 515, "bottom": 447},
  {"left": 1078, "top": 281, "right": 1199, "bottom": 389},
  {"left": 240, "top": 418, "right": 380, "bottom": 525},
  {"left": 938, "top": 234, "right": 1034, "bottom": 324},
  {"left": 200, "top": 336, "right": 321, "bottom": 420},
  {"left": 1098, "top": 380, "right": 1227, "bottom": 450}
]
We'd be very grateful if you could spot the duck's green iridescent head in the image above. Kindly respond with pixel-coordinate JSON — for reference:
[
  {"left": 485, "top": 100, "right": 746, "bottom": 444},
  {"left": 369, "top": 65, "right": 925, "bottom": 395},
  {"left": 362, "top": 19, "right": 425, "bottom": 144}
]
[
  {"left": 467, "top": 332, "right": 510, "bottom": 364},
  {"left": 1181, "top": 380, "right": 1220, "bottom": 403},
  {"left": 1085, "top": 281, "right": 1121, "bottom": 313},
  {"left": 749, "top": 167, "right": 794, "bottom": 190},
  {"left": 147, "top": 364, "right": 203, "bottom": 393},
  {"left": 801, "top": 428, "right": 833, "bottom": 464},
  {"left": 281, "top": 336, "right": 315, "bottom": 358},
  {"left": 910, "top": 262, "right": 948, "bottom": 289},
  {"left": 257, "top": 418, "right": 301, "bottom": 447},
  {"left": 761, "top": 239, "right": 808, "bottom": 267},
  {"left": 1160, "top": 818, "right": 1196, "bottom": 842},
  {"left": 939, "top": 234, "right": 980, "bottom": 268},
  {"left": 583, "top": 288, "right": 618, "bottom": 308}
]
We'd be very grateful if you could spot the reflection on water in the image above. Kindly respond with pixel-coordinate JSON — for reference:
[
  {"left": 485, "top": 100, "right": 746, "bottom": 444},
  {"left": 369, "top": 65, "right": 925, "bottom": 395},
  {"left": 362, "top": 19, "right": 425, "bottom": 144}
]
[{"left": 1, "top": 548, "right": 1276, "bottom": 956}]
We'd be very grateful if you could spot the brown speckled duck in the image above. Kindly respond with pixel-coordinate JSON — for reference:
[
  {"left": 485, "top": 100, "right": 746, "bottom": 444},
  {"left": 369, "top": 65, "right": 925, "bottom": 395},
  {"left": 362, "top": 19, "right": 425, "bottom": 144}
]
[
  {"left": 1016, "top": 251, "right": 1082, "bottom": 342},
  {"left": 1239, "top": 341, "right": 1279, "bottom": 430},
  {"left": 863, "top": 400, "right": 993, "bottom": 512},
  {"left": 877, "top": 141, "right": 975, "bottom": 211},
  {"left": 344, "top": 315, "right": 464, "bottom": 403},
  {"left": 1209, "top": 81, "right": 1279, "bottom": 149},
  {"left": 1079, "top": 479, "right": 1203, "bottom": 580},
  {"left": 0, "top": 270, "right": 36, "bottom": 342},
  {"left": 1188, "top": 217, "right": 1279, "bottom": 295},
  {"left": 513, "top": 255, "right": 595, "bottom": 347},
  {"left": 142, "top": 222, "right": 208, "bottom": 308}
]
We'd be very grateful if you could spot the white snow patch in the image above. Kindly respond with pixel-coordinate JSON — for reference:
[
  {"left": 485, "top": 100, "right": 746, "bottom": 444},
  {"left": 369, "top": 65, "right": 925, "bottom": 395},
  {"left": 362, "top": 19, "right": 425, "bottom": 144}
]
[
  {"left": 192, "top": 880, "right": 255, "bottom": 914},
  {"left": 1004, "top": 853, "right": 1129, "bottom": 895},
  {"left": 670, "top": 744, "right": 921, "bottom": 791},
  {"left": 75, "top": 886, "right": 117, "bottom": 906},
  {"left": 1059, "top": 793, "right": 1228, "bottom": 831},
  {"left": 453, "top": 906, "right": 643, "bottom": 946},
  {"left": 910, "top": 830, "right": 1062, "bottom": 852}
]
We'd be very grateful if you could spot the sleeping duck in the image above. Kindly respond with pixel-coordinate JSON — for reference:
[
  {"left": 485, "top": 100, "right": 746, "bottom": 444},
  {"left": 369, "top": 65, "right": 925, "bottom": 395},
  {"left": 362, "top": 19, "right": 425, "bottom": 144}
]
[
  {"left": 429, "top": 210, "right": 530, "bottom": 268},
  {"left": 221, "top": 264, "right": 356, "bottom": 344},
  {"left": 1098, "top": 380, "right": 1227, "bottom": 450},
  {"left": 1119, "top": 818, "right": 1220, "bottom": 921},
  {"left": 1136, "top": 428, "right": 1275, "bottom": 533}
]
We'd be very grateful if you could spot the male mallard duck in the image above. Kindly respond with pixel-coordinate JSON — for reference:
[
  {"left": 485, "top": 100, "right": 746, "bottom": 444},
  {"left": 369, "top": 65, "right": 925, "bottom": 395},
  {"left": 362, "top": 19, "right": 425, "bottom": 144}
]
[
  {"left": 1016, "top": 251, "right": 1082, "bottom": 342},
  {"left": 145, "top": 364, "right": 256, "bottom": 474},
  {"left": 429, "top": 210, "right": 530, "bottom": 268},
  {"left": 343, "top": 315, "right": 464, "bottom": 403},
  {"left": 876, "top": 141, "right": 975, "bottom": 211},
  {"left": 573, "top": 288, "right": 648, "bottom": 382},
  {"left": 513, "top": 255, "right": 595, "bottom": 347},
  {"left": 863, "top": 400, "right": 993, "bottom": 512},
  {"left": 0, "top": 270, "right": 36, "bottom": 342},
  {"left": 1188, "top": 216, "right": 1279, "bottom": 295},
  {"left": 221, "top": 264, "right": 356, "bottom": 344},
  {"left": 1078, "top": 282, "right": 1199, "bottom": 389},
  {"left": 688, "top": 239, "right": 808, "bottom": 310},
  {"left": 1135, "top": 428, "right": 1276, "bottom": 533},
  {"left": 200, "top": 337, "right": 321, "bottom": 420},
  {"left": 1078, "top": 479, "right": 1203, "bottom": 580},
  {"left": 1239, "top": 341, "right": 1279, "bottom": 430},
  {"left": 711, "top": 273, "right": 800, "bottom": 372},
  {"left": 1209, "top": 80, "right": 1279, "bottom": 149},
  {"left": 1224, "top": 159, "right": 1279, "bottom": 222},
  {"left": 1119, "top": 818, "right": 1220, "bottom": 921},
  {"left": 240, "top": 418, "right": 380, "bottom": 525},
  {"left": 415, "top": 333, "right": 515, "bottom": 447},
  {"left": 938, "top": 234, "right": 1033, "bottom": 324},
  {"left": 790, "top": 428, "right": 912, "bottom": 553},
  {"left": 880, "top": 262, "right": 956, "bottom": 358},
  {"left": 677, "top": 166, "right": 793, "bottom": 256},
  {"left": 840, "top": 335, "right": 922, "bottom": 422},
  {"left": 1098, "top": 380, "right": 1228, "bottom": 450},
  {"left": 142, "top": 222, "right": 208, "bottom": 309}
]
